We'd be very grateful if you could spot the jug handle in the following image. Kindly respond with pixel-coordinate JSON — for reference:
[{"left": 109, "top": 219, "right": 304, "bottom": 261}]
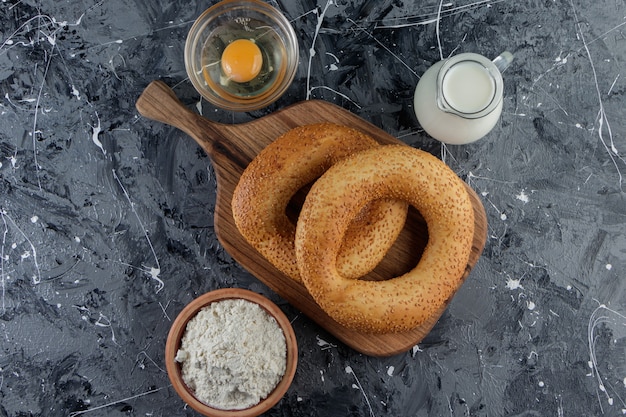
[{"left": 492, "top": 51, "right": 514, "bottom": 73}]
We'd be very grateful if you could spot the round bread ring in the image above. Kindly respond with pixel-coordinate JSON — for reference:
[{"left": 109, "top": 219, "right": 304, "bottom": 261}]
[
  {"left": 232, "top": 123, "right": 408, "bottom": 283},
  {"left": 295, "top": 144, "right": 475, "bottom": 334}
]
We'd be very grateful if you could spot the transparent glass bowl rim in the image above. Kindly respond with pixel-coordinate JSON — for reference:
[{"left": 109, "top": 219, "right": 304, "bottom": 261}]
[{"left": 184, "top": 0, "right": 299, "bottom": 111}]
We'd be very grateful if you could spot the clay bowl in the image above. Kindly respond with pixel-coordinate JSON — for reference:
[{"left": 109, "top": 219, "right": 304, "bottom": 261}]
[{"left": 165, "top": 288, "right": 298, "bottom": 417}]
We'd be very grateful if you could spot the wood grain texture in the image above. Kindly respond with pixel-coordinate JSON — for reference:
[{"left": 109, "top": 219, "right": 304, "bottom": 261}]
[{"left": 136, "top": 80, "right": 488, "bottom": 356}]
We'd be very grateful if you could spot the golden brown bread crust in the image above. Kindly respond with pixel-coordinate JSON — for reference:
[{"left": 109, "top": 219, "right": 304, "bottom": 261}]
[
  {"left": 232, "top": 123, "right": 408, "bottom": 283},
  {"left": 295, "top": 144, "right": 475, "bottom": 333}
]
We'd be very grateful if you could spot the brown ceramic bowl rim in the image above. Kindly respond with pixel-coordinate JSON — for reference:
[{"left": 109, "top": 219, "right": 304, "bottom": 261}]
[{"left": 165, "top": 288, "right": 298, "bottom": 417}]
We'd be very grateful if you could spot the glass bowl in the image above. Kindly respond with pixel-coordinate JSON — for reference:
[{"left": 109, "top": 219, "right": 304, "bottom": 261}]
[
  {"left": 165, "top": 288, "right": 298, "bottom": 417},
  {"left": 184, "top": 0, "right": 299, "bottom": 111}
]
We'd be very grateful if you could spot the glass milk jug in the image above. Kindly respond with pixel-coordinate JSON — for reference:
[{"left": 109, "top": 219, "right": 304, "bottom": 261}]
[{"left": 413, "top": 51, "right": 513, "bottom": 145}]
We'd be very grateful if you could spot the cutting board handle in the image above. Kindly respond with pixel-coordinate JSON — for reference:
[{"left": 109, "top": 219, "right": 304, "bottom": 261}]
[{"left": 135, "top": 80, "right": 225, "bottom": 158}]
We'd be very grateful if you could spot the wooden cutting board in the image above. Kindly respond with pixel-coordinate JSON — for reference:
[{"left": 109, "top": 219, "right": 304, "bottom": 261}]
[{"left": 136, "top": 80, "right": 488, "bottom": 356}]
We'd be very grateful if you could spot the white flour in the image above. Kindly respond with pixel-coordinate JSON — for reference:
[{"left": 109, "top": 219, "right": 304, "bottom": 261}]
[{"left": 175, "top": 298, "right": 287, "bottom": 410}]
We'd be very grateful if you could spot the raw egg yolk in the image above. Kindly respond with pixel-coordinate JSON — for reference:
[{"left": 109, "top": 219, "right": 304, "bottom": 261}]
[{"left": 221, "top": 39, "right": 263, "bottom": 83}]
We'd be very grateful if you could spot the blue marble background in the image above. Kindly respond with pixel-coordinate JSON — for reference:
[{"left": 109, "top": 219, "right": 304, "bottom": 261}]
[{"left": 1, "top": 0, "right": 625, "bottom": 416}]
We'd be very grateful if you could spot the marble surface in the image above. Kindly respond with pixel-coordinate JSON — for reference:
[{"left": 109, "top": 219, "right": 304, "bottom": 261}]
[{"left": 1, "top": 0, "right": 625, "bottom": 416}]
